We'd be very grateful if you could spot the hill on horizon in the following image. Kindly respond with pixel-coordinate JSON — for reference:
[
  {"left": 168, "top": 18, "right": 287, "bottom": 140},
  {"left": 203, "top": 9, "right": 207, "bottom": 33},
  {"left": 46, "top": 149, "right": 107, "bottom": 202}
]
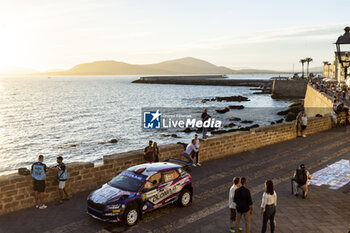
[{"left": 38, "top": 57, "right": 288, "bottom": 75}]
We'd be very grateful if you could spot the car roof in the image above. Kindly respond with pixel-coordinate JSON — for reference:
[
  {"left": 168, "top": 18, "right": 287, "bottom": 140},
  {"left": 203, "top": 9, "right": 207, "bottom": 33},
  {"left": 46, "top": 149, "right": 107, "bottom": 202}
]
[{"left": 126, "top": 162, "right": 182, "bottom": 177}]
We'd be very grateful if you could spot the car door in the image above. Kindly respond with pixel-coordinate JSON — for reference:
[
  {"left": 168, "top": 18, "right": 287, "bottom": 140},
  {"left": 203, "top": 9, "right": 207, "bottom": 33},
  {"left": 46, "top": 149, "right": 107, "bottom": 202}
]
[
  {"left": 142, "top": 172, "right": 163, "bottom": 207},
  {"left": 154, "top": 169, "right": 181, "bottom": 204},
  {"left": 142, "top": 170, "right": 179, "bottom": 206}
]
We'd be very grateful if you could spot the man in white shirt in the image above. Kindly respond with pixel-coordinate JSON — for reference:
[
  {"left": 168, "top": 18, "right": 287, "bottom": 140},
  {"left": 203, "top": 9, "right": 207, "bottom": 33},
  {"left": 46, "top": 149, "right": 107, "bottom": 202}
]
[
  {"left": 184, "top": 139, "right": 197, "bottom": 167},
  {"left": 229, "top": 177, "right": 241, "bottom": 233},
  {"left": 192, "top": 134, "right": 201, "bottom": 166},
  {"left": 300, "top": 112, "right": 308, "bottom": 138}
]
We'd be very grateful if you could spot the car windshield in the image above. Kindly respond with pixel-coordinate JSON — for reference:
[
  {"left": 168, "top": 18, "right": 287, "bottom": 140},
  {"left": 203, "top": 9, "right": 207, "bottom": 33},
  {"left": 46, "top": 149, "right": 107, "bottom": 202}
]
[{"left": 108, "top": 172, "right": 146, "bottom": 192}]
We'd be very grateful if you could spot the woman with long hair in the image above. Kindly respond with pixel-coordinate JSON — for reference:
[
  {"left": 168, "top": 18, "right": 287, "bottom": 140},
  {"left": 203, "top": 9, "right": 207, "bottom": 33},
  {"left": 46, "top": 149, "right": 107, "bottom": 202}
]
[
  {"left": 153, "top": 141, "right": 160, "bottom": 162},
  {"left": 261, "top": 180, "right": 277, "bottom": 233}
]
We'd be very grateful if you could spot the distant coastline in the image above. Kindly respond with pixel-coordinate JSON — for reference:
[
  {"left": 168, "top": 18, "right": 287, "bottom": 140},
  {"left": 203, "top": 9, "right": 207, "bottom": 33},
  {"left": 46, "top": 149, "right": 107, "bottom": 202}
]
[
  {"left": 2, "top": 57, "right": 323, "bottom": 76},
  {"left": 28, "top": 57, "right": 296, "bottom": 76}
]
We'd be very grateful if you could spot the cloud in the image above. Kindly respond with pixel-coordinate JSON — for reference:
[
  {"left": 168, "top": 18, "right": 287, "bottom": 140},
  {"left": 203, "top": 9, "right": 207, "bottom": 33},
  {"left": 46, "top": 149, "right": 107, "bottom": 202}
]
[
  {"left": 194, "top": 24, "right": 345, "bottom": 49},
  {"left": 127, "top": 24, "right": 345, "bottom": 57}
]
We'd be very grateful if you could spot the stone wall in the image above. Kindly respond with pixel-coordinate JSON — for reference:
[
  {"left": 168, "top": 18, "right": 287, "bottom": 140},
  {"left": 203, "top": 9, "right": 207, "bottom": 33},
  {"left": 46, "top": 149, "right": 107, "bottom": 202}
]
[
  {"left": 271, "top": 79, "right": 307, "bottom": 98},
  {"left": 0, "top": 116, "right": 333, "bottom": 215},
  {"left": 304, "top": 84, "right": 333, "bottom": 117}
]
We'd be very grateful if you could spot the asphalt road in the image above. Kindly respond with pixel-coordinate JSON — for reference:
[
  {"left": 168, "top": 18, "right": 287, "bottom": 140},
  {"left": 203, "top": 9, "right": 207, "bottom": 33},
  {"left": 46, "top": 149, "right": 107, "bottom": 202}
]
[{"left": 0, "top": 126, "right": 349, "bottom": 233}]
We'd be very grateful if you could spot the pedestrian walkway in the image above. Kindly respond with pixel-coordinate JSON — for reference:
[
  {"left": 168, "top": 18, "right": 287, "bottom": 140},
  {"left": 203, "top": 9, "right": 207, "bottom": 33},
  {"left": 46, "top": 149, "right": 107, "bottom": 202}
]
[{"left": 0, "top": 126, "right": 349, "bottom": 233}]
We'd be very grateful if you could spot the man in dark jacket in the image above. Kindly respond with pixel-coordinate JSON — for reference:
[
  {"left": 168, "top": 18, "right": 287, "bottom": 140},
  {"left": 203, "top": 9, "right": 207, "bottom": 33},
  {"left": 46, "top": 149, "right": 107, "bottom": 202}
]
[
  {"left": 293, "top": 164, "right": 311, "bottom": 198},
  {"left": 234, "top": 177, "right": 253, "bottom": 233}
]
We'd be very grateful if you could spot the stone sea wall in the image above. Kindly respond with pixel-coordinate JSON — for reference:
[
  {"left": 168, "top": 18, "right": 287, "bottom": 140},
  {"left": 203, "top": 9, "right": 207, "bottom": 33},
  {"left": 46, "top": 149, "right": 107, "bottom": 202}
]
[
  {"left": 0, "top": 116, "right": 332, "bottom": 215},
  {"left": 304, "top": 84, "right": 333, "bottom": 117},
  {"left": 271, "top": 80, "right": 307, "bottom": 98}
]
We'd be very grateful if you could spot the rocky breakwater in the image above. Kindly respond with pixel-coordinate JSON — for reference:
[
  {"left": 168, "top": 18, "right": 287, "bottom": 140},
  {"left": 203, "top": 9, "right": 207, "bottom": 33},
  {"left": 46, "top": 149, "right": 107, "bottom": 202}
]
[
  {"left": 132, "top": 77, "right": 273, "bottom": 87},
  {"left": 202, "top": 95, "right": 250, "bottom": 103},
  {"left": 250, "top": 85, "right": 272, "bottom": 95}
]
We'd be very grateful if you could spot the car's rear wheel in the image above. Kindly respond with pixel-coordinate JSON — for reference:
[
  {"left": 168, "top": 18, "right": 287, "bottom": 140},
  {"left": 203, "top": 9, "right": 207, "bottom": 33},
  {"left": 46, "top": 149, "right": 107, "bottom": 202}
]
[
  {"left": 123, "top": 205, "right": 139, "bottom": 226},
  {"left": 178, "top": 189, "right": 191, "bottom": 207}
]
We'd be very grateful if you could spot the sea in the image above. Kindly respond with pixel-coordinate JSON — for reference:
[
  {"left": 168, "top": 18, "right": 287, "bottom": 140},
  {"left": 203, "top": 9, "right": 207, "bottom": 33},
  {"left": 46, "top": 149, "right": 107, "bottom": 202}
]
[{"left": 0, "top": 74, "right": 294, "bottom": 176}]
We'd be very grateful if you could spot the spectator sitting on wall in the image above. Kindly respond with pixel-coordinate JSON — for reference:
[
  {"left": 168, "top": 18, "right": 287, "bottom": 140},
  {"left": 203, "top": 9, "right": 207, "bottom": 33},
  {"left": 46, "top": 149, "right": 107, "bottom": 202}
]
[
  {"left": 183, "top": 139, "right": 197, "bottom": 167},
  {"left": 336, "top": 103, "right": 345, "bottom": 113}
]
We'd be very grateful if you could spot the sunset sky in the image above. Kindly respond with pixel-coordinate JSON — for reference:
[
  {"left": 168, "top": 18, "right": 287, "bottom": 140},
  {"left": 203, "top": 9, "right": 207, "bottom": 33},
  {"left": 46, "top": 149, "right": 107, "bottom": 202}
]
[{"left": 0, "top": 0, "right": 349, "bottom": 72}]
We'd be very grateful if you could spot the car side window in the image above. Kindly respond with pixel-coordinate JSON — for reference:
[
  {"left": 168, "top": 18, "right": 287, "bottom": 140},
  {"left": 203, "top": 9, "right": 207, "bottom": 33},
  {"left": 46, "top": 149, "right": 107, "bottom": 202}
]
[
  {"left": 144, "top": 172, "right": 162, "bottom": 190},
  {"left": 163, "top": 170, "right": 179, "bottom": 183}
]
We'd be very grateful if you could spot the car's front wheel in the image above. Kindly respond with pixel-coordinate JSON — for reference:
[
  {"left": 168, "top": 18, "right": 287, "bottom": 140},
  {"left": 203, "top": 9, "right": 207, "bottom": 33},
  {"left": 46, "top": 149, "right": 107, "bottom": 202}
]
[
  {"left": 178, "top": 189, "right": 191, "bottom": 207},
  {"left": 123, "top": 205, "right": 139, "bottom": 226}
]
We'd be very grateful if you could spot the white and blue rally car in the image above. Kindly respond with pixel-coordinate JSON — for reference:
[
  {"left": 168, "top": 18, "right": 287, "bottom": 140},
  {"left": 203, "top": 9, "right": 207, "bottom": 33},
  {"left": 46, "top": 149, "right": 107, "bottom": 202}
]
[{"left": 87, "top": 162, "right": 193, "bottom": 226}]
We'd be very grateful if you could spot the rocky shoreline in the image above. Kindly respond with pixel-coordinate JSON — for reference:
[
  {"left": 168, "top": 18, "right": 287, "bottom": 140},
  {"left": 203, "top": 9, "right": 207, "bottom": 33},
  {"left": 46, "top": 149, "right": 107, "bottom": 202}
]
[
  {"left": 154, "top": 88, "right": 300, "bottom": 138},
  {"left": 166, "top": 95, "right": 302, "bottom": 137}
]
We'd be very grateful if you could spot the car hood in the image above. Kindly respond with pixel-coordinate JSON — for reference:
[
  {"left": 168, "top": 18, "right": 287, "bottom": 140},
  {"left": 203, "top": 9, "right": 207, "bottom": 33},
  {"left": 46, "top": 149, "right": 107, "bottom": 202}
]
[{"left": 90, "top": 184, "right": 133, "bottom": 204}]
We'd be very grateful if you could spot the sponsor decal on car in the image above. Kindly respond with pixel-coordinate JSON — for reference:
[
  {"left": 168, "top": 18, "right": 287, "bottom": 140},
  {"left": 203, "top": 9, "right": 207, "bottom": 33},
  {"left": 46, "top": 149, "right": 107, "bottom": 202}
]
[{"left": 121, "top": 172, "right": 146, "bottom": 182}]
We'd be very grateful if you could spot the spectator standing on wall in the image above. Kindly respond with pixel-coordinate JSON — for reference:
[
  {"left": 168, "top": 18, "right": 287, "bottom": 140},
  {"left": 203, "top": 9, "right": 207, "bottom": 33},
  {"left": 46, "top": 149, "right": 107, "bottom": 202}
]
[
  {"left": 153, "top": 141, "right": 160, "bottom": 162},
  {"left": 234, "top": 177, "right": 253, "bottom": 233},
  {"left": 201, "top": 109, "right": 211, "bottom": 139},
  {"left": 51, "top": 156, "right": 69, "bottom": 205},
  {"left": 144, "top": 140, "right": 154, "bottom": 163},
  {"left": 31, "top": 155, "right": 48, "bottom": 209},
  {"left": 192, "top": 134, "right": 201, "bottom": 166},
  {"left": 261, "top": 180, "right": 277, "bottom": 233},
  {"left": 300, "top": 112, "right": 307, "bottom": 138},
  {"left": 228, "top": 177, "right": 242, "bottom": 233},
  {"left": 296, "top": 111, "right": 303, "bottom": 137}
]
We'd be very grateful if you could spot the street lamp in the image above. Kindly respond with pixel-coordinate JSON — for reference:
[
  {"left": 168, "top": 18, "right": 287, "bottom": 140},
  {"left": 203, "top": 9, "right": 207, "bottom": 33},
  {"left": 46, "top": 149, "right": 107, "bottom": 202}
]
[{"left": 335, "top": 27, "right": 350, "bottom": 82}]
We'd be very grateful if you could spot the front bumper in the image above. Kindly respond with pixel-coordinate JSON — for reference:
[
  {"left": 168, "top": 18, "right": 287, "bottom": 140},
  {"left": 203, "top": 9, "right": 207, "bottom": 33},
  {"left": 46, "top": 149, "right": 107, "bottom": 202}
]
[
  {"left": 87, "top": 210, "right": 122, "bottom": 222},
  {"left": 87, "top": 202, "right": 124, "bottom": 222}
]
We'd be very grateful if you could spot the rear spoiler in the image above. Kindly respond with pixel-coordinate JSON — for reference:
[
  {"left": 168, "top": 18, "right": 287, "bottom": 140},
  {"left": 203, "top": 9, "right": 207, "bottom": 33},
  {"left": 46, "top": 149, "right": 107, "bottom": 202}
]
[{"left": 165, "top": 158, "right": 191, "bottom": 172}]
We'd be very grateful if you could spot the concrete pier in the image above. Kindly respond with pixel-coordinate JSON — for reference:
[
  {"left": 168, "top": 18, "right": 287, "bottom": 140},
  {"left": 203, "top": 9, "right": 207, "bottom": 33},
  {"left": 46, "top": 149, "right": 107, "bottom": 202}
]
[{"left": 132, "top": 75, "right": 272, "bottom": 87}]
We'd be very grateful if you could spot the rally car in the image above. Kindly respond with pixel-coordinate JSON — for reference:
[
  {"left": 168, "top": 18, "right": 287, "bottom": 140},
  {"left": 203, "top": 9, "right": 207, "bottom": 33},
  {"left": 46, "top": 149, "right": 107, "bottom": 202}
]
[{"left": 87, "top": 162, "right": 193, "bottom": 226}]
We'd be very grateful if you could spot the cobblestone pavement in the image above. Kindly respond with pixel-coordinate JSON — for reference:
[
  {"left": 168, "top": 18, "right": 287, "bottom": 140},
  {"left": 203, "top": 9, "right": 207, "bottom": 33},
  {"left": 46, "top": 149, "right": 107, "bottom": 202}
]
[{"left": 0, "top": 127, "right": 350, "bottom": 233}]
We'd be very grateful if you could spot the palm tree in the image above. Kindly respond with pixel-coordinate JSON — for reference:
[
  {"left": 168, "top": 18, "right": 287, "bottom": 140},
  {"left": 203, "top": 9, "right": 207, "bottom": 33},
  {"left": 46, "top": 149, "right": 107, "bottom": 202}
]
[
  {"left": 305, "top": 57, "right": 313, "bottom": 79},
  {"left": 323, "top": 61, "right": 329, "bottom": 78},
  {"left": 300, "top": 59, "right": 306, "bottom": 78}
]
